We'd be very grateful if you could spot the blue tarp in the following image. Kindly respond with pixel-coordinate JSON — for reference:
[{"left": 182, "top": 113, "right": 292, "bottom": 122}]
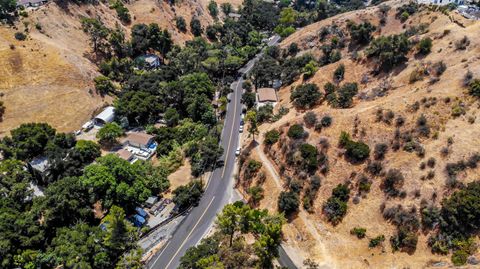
[
  {"left": 132, "top": 214, "right": 146, "bottom": 227},
  {"left": 135, "top": 207, "right": 148, "bottom": 218}
]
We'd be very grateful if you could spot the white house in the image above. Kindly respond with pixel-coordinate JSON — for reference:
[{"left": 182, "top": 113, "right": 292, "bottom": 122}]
[
  {"left": 417, "top": 0, "right": 466, "bottom": 5},
  {"left": 121, "top": 132, "right": 157, "bottom": 160}
]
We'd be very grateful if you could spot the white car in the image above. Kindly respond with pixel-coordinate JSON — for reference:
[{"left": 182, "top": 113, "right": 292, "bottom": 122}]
[
  {"left": 235, "top": 147, "right": 241, "bottom": 156},
  {"left": 239, "top": 125, "right": 244, "bottom": 133}
]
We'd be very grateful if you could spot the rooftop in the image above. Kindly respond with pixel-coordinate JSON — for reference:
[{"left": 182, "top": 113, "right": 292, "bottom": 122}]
[
  {"left": 94, "top": 106, "right": 115, "bottom": 124},
  {"left": 257, "top": 88, "right": 278, "bottom": 103},
  {"left": 123, "top": 132, "right": 155, "bottom": 147},
  {"left": 116, "top": 148, "right": 134, "bottom": 161}
]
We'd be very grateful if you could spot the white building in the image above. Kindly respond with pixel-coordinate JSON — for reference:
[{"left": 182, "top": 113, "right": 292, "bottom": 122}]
[
  {"left": 93, "top": 106, "right": 115, "bottom": 126},
  {"left": 417, "top": 0, "right": 466, "bottom": 5},
  {"left": 121, "top": 132, "right": 157, "bottom": 160}
]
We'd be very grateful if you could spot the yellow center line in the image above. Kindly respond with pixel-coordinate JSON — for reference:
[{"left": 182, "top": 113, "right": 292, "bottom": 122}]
[{"left": 164, "top": 196, "right": 216, "bottom": 269}]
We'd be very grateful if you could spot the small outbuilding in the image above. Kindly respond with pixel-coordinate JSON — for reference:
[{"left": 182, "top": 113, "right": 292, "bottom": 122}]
[
  {"left": 116, "top": 148, "right": 135, "bottom": 163},
  {"left": 17, "top": 0, "right": 48, "bottom": 8},
  {"left": 135, "top": 54, "right": 161, "bottom": 69},
  {"left": 145, "top": 196, "right": 159, "bottom": 208},
  {"left": 256, "top": 87, "right": 278, "bottom": 108},
  {"left": 94, "top": 106, "right": 115, "bottom": 126}
]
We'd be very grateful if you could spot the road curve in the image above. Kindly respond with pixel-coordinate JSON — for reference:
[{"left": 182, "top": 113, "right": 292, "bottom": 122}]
[{"left": 148, "top": 35, "right": 284, "bottom": 269}]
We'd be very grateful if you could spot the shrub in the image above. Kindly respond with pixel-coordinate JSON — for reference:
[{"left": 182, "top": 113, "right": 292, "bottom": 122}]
[
  {"left": 320, "top": 115, "right": 332, "bottom": 127},
  {"left": 432, "top": 61, "right": 447, "bottom": 76},
  {"left": 303, "top": 112, "right": 317, "bottom": 127},
  {"left": 336, "top": 83, "right": 358, "bottom": 108},
  {"left": 333, "top": 64, "right": 345, "bottom": 82},
  {"left": 278, "top": 191, "right": 300, "bottom": 216},
  {"left": 190, "top": 18, "right": 202, "bottom": 36},
  {"left": 382, "top": 169, "right": 404, "bottom": 197},
  {"left": 366, "top": 34, "right": 410, "bottom": 70},
  {"left": 347, "top": 21, "right": 376, "bottom": 45},
  {"left": 175, "top": 16, "right": 187, "bottom": 32},
  {"left": 452, "top": 250, "right": 468, "bottom": 266},
  {"left": 416, "top": 37, "right": 432, "bottom": 55},
  {"left": 291, "top": 83, "right": 322, "bottom": 109},
  {"left": 94, "top": 75, "right": 115, "bottom": 96},
  {"left": 264, "top": 129, "right": 280, "bottom": 145},
  {"left": 441, "top": 181, "right": 480, "bottom": 236},
  {"left": 14, "top": 32, "right": 27, "bottom": 41},
  {"left": 288, "top": 42, "right": 299, "bottom": 56},
  {"left": 323, "top": 184, "right": 350, "bottom": 225},
  {"left": 350, "top": 227, "right": 367, "bottom": 239},
  {"left": 455, "top": 36, "right": 470, "bottom": 50},
  {"left": 374, "top": 143, "right": 388, "bottom": 160},
  {"left": 287, "top": 124, "right": 305, "bottom": 139},
  {"left": 369, "top": 235, "right": 385, "bottom": 248},
  {"left": 299, "top": 143, "right": 318, "bottom": 173},
  {"left": 468, "top": 79, "right": 480, "bottom": 98},
  {"left": 339, "top": 132, "right": 370, "bottom": 162}
]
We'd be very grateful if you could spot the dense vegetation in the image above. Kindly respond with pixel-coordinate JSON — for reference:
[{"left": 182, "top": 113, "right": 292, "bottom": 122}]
[
  {"left": 180, "top": 202, "right": 285, "bottom": 269},
  {"left": 0, "top": 123, "right": 167, "bottom": 268}
]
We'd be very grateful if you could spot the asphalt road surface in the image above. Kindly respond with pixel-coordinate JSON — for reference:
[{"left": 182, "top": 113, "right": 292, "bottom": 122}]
[{"left": 147, "top": 35, "right": 295, "bottom": 269}]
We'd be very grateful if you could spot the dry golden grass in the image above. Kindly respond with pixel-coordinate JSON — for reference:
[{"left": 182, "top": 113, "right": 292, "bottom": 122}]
[{"left": 247, "top": 1, "right": 480, "bottom": 267}]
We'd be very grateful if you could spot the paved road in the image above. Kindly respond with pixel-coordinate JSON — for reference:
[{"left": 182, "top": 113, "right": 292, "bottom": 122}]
[{"left": 148, "top": 35, "right": 285, "bottom": 269}]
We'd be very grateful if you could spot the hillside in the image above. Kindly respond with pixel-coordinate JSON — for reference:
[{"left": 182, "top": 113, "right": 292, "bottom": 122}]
[
  {"left": 0, "top": 0, "right": 230, "bottom": 136},
  {"left": 239, "top": 1, "right": 480, "bottom": 268}
]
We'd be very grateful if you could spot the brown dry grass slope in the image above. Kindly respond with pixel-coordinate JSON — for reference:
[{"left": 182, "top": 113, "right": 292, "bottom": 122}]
[
  {"left": 242, "top": 1, "right": 480, "bottom": 268},
  {"left": 0, "top": 0, "right": 240, "bottom": 136}
]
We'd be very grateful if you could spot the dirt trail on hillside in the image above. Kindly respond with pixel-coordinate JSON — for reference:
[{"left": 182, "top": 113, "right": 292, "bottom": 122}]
[{"left": 255, "top": 136, "right": 334, "bottom": 268}]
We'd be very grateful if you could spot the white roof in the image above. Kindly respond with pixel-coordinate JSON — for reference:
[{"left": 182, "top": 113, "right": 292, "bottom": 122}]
[
  {"left": 30, "top": 156, "right": 49, "bottom": 172},
  {"left": 94, "top": 106, "right": 115, "bottom": 124}
]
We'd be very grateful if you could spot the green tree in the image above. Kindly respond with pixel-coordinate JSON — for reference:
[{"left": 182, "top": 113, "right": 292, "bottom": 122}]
[
  {"left": 2, "top": 122, "right": 56, "bottom": 160},
  {"left": 164, "top": 107, "right": 180, "bottom": 127},
  {"left": 347, "top": 21, "right": 376, "bottom": 45},
  {"left": 94, "top": 75, "right": 115, "bottom": 96},
  {"left": 241, "top": 92, "right": 256, "bottom": 109},
  {"left": 190, "top": 18, "right": 203, "bottom": 37},
  {"left": 0, "top": 159, "right": 33, "bottom": 208},
  {"left": 278, "top": 191, "right": 299, "bottom": 216},
  {"left": 247, "top": 186, "right": 264, "bottom": 206},
  {"left": 81, "top": 18, "right": 110, "bottom": 56},
  {"left": 264, "top": 129, "right": 280, "bottom": 145},
  {"left": 47, "top": 223, "right": 110, "bottom": 268},
  {"left": 74, "top": 140, "right": 101, "bottom": 163},
  {"left": 323, "top": 183, "right": 350, "bottom": 225},
  {"left": 173, "top": 180, "right": 204, "bottom": 211},
  {"left": 221, "top": 3, "right": 232, "bottom": 15},
  {"left": 96, "top": 122, "right": 124, "bottom": 146},
  {"left": 287, "top": 124, "right": 304, "bottom": 139},
  {"left": 246, "top": 110, "right": 259, "bottom": 141},
  {"left": 0, "top": 0, "right": 16, "bottom": 20},
  {"left": 366, "top": 34, "right": 411, "bottom": 70},
  {"left": 417, "top": 37, "right": 432, "bottom": 55},
  {"left": 254, "top": 218, "right": 284, "bottom": 268},
  {"left": 290, "top": 83, "right": 322, "bottom": 109},
  {"left": 175, "top": 16, "right": 187, "bottom": 32},
  {"left": 103, "top": 205, "right": 137, "bottom": 255},
  {"left": 216, "top": 204, "right": 241, "bottom": 246},
  {"left": 303, "top": 60, "right": 318, "bottom": 78},
  {"left": 468, "top": 79, "right": 480, "bottom": 98},
  {"left": 208, "top": 0, "right": 218, "bottom": 18}
]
